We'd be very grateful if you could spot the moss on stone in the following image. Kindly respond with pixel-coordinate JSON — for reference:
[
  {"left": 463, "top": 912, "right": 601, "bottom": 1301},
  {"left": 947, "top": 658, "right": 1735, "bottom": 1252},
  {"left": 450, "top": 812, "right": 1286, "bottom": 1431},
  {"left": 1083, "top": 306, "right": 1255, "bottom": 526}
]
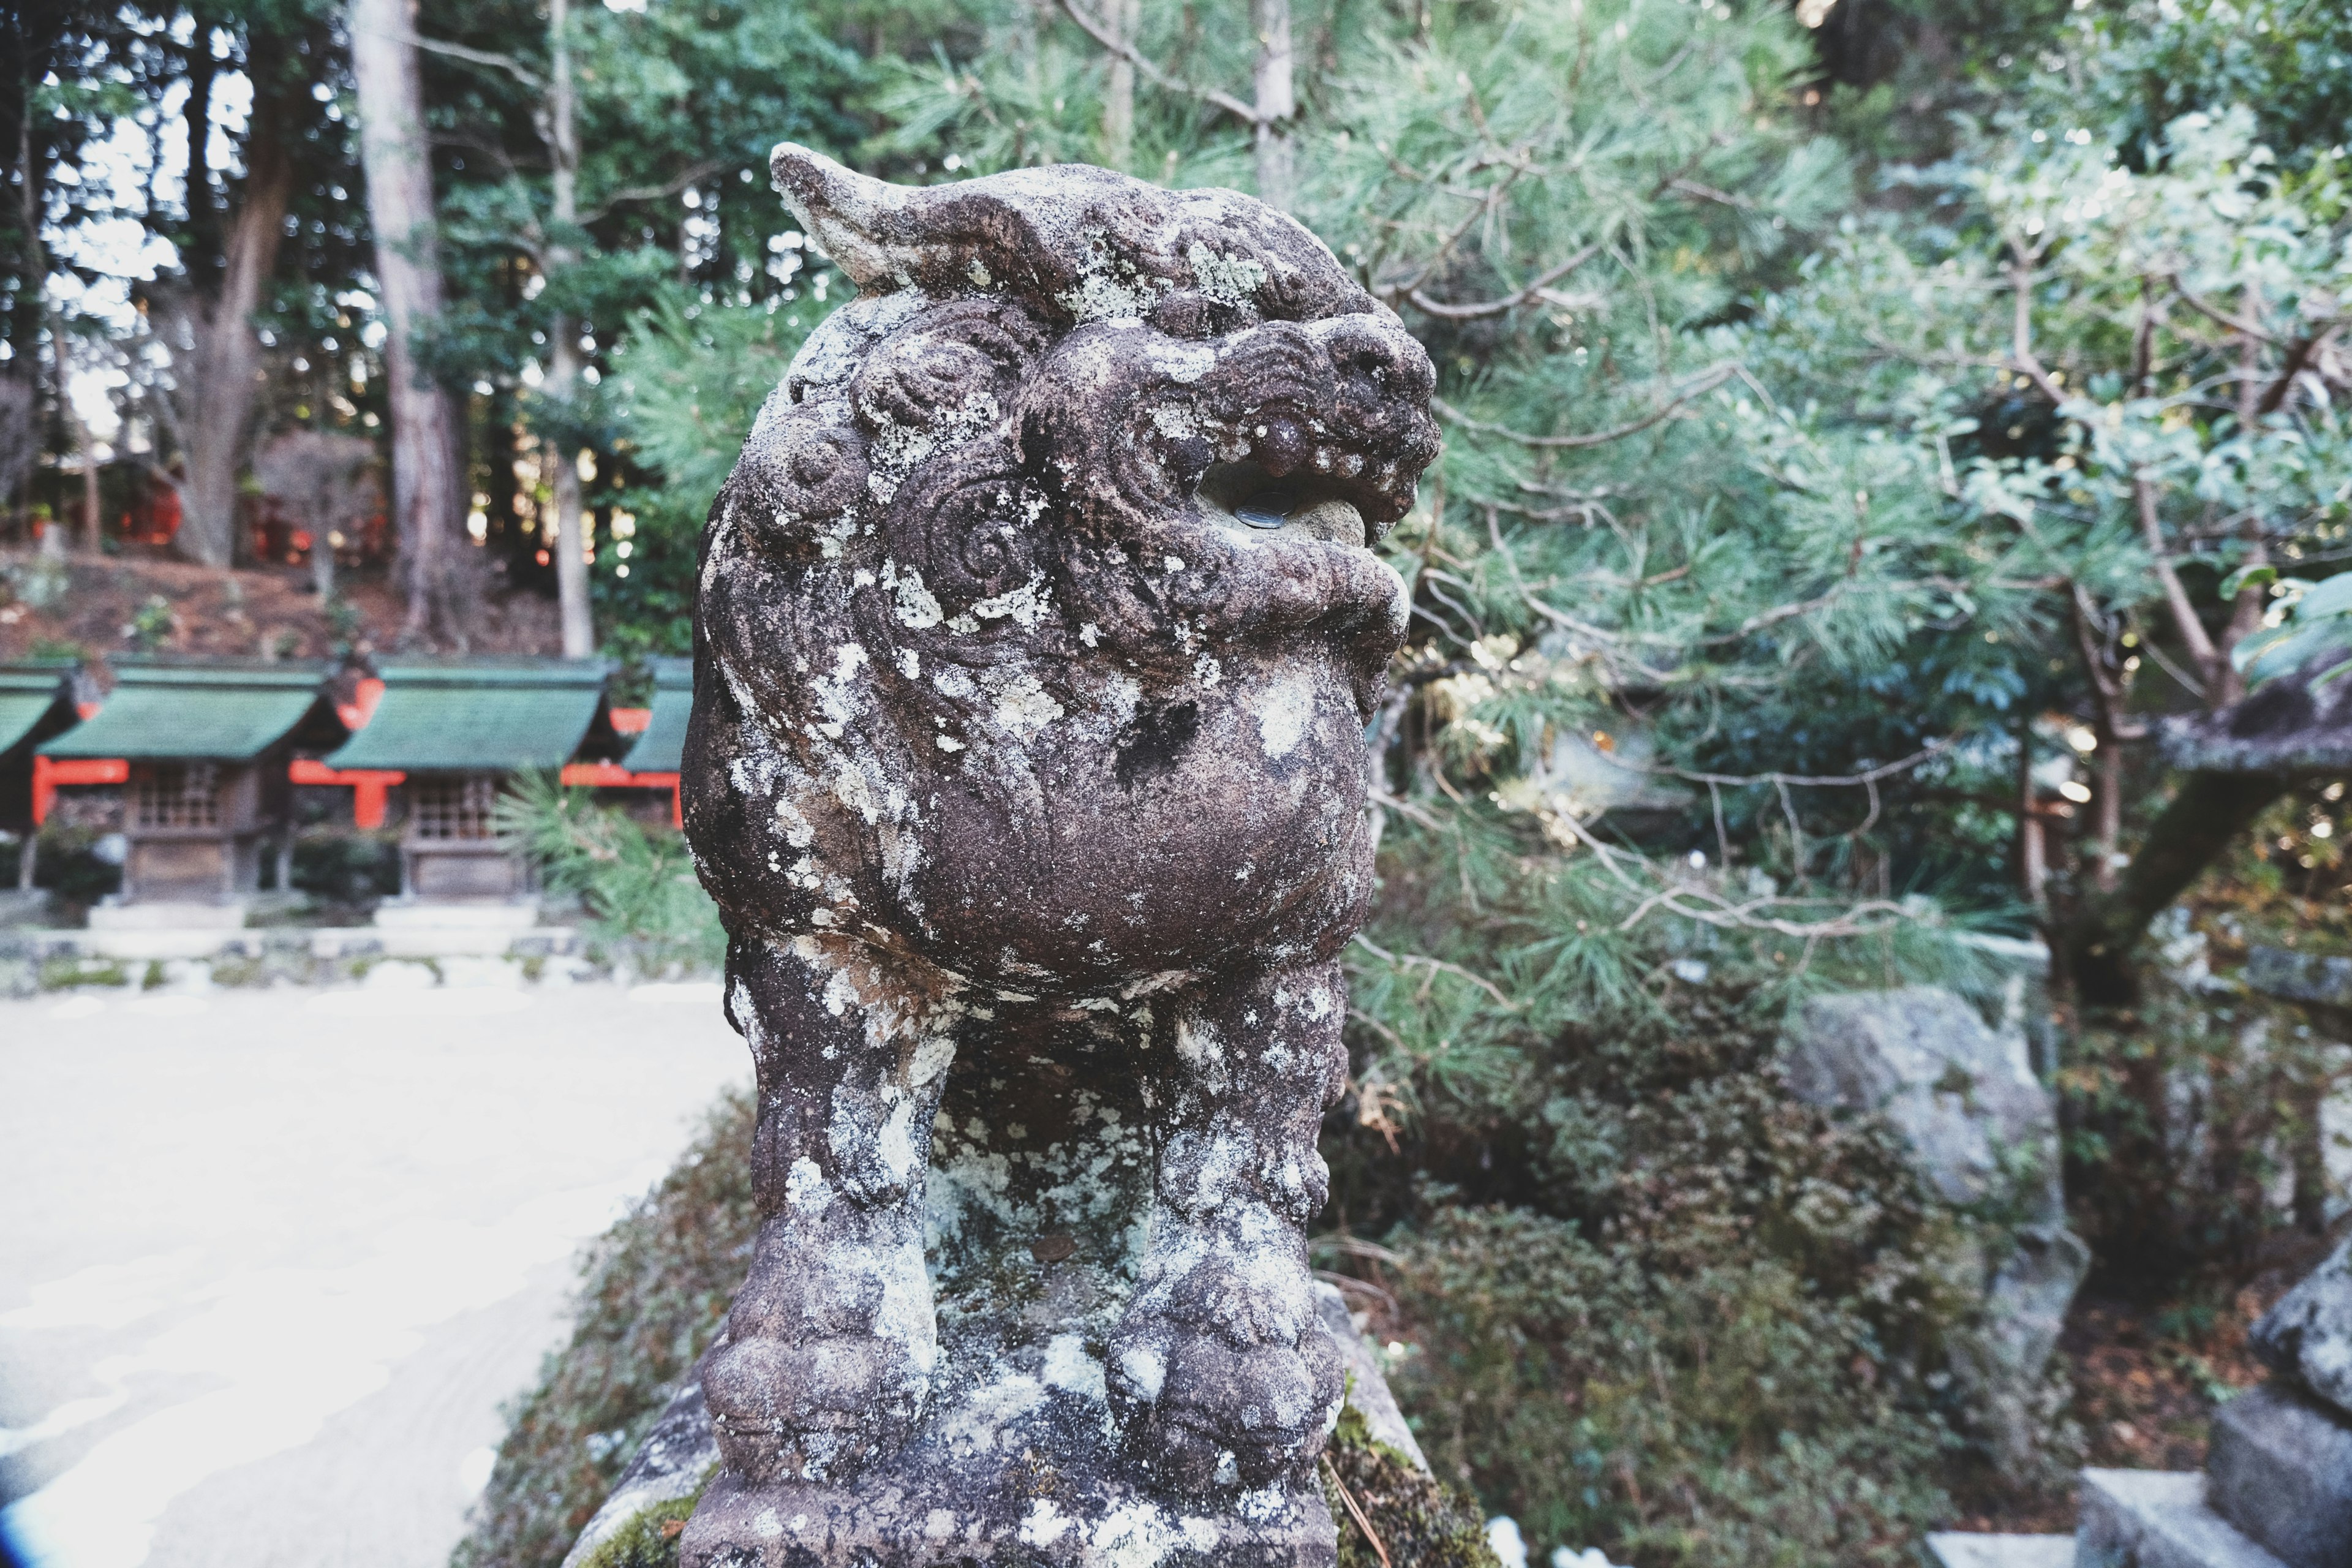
[
  {"left": 1319, "top": 1401, "right": 1501, "bottom": 1568},
  {"left": 574, "top": 1469, "right": 715, "bottom": 1568}
]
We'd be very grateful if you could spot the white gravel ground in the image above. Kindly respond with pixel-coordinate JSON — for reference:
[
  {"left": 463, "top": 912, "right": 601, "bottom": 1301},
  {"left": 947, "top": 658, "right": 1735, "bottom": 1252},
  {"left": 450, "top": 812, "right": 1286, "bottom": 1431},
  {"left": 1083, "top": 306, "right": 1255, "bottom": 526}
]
[{"left": 0, "top": 977, "right": 749, "bottom": 1568}]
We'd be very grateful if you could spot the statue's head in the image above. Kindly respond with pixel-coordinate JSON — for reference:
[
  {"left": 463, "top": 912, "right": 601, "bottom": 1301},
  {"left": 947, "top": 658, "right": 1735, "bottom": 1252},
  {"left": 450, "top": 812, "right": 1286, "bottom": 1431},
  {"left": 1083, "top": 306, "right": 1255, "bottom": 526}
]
[{"left": 685, "top": 147, "right": 1439, "bottom": 990}]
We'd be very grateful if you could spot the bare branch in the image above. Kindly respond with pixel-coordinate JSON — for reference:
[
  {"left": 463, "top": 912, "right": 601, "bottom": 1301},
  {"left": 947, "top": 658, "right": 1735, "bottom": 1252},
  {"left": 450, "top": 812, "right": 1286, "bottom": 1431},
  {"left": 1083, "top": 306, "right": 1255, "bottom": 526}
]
[
  {"left": 398, "top": 31, "right": 543, "bottom": 90},
  {"left": 1402, "top": 241, "right": 1602, "bottom": 320},
  {"left": 1057, "top": 0, "right": 1260, "bottom": 124},
  {"left": 576, "top": 159, "right": 728, "bottom": 227},
  {"left": 2133, "top": 470, "right": 2218, "bottom": 676},
  {"left": 1433, "top": 361, "right": 1735, "bottom": 448}
]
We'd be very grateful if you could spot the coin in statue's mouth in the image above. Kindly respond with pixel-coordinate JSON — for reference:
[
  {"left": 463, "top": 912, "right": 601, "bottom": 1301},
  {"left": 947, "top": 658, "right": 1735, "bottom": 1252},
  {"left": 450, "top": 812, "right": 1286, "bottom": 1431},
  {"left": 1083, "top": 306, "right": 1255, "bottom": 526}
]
[{"left": 1193, "top": 459, "right": 1367, "bottom": 549}]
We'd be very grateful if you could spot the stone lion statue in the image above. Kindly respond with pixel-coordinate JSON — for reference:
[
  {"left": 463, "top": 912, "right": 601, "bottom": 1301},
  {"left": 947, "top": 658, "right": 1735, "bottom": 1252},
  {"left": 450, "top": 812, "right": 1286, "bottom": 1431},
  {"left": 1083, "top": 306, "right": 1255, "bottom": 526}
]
[{"left": 679, "top": 143, "right": 1438, "bottom": 1557}]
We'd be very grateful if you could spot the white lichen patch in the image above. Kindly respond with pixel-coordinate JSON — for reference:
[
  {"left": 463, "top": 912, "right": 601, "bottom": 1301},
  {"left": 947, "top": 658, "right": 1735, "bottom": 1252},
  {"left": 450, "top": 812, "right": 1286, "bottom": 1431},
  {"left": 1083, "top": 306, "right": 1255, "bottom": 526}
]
[
  {"left": 1042, "top": 1333, "right": 1108, "bottom": 1403},
  {"left": 983, "top": 668, "right": 1065, "bottom": 738},
  {"left": 967, "top": 571, "right": 1051, "bottom": 630},
  {"left": 883, "top": 560, "right": 946, "bottom": 631},
  {"left": 1252, "top": 676, "right": 1313, "bottom": 760},
  {"left": 1090, "top": 1501, "right": 1220, "bottom": 1567},
  {"left": 1019, "top": 1498, "right": 1076, "bottom": 1548},
  {"left": 1186, "top": 241, "right": 1268, "bottom": 306}
]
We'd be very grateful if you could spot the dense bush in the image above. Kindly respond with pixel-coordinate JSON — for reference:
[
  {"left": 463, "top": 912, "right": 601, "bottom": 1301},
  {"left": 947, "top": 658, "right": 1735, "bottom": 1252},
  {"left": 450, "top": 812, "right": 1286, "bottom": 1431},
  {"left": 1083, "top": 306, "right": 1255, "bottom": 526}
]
[{"left": 1323, "top": 922, "right": 1978, "bottom": 1568}]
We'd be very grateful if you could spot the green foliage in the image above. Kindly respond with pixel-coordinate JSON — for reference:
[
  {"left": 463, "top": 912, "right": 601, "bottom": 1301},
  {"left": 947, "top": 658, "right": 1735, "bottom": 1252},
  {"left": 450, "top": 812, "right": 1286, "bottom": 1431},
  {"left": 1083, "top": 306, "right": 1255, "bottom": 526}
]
[
  {"left": 1322, "top": 944, "right": 1987, "bottom": 1566},
  {"left": 573, "top": 1478, "right": 710, "bottom": 1568},
  {"left": 1384, "top": 1205, "right": 1953, "bottom": 1568},
  {"left": 2231, "top": 568, "right": 2352, "bottom": 687},
  {"left": 495, "top": 772, "right": 723, "bottom": 976},
  {"left": 453, "top": 1091, "right": 758, "bottom": 1568},
  {"left": 592, "top": 292, "right": 837, "bottom": 649}
]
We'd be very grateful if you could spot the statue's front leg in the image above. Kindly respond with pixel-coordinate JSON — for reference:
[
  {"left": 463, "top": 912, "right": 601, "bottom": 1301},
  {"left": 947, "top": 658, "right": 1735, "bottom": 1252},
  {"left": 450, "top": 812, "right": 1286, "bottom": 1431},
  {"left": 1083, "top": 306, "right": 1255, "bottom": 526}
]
[
  {"left": 1110, "top": 961, "right": 1351, "bottom": 1491},
  {"left": 701, "top": 936, "right": 957, "bottom": 1485}
]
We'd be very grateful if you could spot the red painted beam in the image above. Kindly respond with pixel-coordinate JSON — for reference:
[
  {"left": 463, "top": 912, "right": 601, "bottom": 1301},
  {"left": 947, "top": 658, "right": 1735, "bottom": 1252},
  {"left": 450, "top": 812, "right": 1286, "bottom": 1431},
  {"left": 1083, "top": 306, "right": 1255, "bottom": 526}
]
[
  {"left": 290, "top": 758, "right": 407, "bottom": 829},
  {"left": 32, "top": 756, "right": 127, "bottom": 826}
]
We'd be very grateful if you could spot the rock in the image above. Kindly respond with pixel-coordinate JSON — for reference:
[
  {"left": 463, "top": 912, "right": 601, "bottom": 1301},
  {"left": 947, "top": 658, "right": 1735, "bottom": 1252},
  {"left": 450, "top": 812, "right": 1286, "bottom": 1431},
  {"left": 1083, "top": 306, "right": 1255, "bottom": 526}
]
[
  {"left": 1782, "top": 987, "right": 2059, "bottom": 1210},
  {"left": 2247, "top": 1235, "right": 2352, "bottom": 1415},
  {"left": 2241, "top": 945, "right": 2352, "bottom": 1011},
  {"left": 2074, "top": 1469, "right": 2287, "bottom": 1568},
  {"left": 1784, "top": 988, "right": 2088, "bottom": 1481},
  {"left": 1951, "top": 1224, "right": 2094, "bottom": 1479},
  {"left": 2204, "top": 1383, "right": 2352, "bottom": 1568},
  {"left": 1927, "top": 1534, "right": 2078, "bottom": 1568},
  {"left": 670, "top": 145, "right": 1441, "bottom": 1563}
]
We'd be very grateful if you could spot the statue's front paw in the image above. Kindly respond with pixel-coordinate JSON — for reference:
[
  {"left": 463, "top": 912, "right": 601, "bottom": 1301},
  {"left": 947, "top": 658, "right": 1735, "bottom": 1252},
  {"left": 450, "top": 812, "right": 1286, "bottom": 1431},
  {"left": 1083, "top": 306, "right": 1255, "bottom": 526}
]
[
  {"left": 1110, "top": 1320, "right": 1343, "bottom": 1491},
  {"left": 703, "top": 1333, "right": 925, "bottom": 1483}
]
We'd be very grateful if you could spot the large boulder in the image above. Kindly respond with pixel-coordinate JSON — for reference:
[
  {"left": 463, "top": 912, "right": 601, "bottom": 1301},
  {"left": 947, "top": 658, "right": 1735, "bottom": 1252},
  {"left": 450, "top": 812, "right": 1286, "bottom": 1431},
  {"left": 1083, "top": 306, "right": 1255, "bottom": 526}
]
[
  {"left": 2248, "top": 1235, "right": 2352, "bottom": 1417},
  {"left": 1782, "top": 987, "right": 2088, "bottom": 1481},
  {"left": 1782, "top": 986, "right": 2062, "bottom": 1213}
]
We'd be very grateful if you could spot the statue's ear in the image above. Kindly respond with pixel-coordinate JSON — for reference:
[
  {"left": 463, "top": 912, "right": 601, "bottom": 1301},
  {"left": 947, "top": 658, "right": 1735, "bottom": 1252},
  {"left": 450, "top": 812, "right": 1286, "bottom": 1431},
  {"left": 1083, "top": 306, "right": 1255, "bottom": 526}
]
[{"left": 771, "top": 144, "right": 916, "bottom": 291}]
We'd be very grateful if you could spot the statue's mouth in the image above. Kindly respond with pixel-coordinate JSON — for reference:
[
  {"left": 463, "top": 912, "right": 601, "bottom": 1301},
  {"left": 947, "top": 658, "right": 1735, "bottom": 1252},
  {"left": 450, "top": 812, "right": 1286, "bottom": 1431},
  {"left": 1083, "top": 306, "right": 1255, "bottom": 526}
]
[{"left": 1192, "top": 460, "right": 1367, "bottom": 550}]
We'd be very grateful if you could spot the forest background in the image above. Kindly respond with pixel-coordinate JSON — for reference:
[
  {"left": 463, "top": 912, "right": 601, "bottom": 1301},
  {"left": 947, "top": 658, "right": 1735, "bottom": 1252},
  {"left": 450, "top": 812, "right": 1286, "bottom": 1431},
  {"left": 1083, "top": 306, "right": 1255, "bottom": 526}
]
[{"left": 6, "top": 1, "right": 2352, "bottom": 1564}]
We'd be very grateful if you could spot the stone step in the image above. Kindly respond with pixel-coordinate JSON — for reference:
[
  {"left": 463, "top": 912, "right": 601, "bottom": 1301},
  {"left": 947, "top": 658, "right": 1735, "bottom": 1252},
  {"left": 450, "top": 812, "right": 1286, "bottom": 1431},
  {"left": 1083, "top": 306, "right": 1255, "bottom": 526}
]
[
  {"left": 2205, "top": 1384, "right": 2352, "bottom": 1568},
  {"left": 1926, "top": 1532, "right": 2076, "bottom": 1568},
  {"left": 2076, "top": 1469, "right": 2289, "bottom": 1568}
]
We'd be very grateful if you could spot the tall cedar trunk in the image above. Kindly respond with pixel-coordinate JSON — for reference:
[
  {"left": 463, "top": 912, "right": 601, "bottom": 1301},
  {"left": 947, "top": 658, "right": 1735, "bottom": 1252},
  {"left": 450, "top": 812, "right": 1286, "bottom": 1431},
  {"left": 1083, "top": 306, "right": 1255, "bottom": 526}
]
[
  {"left": 352, "top": 0, "right": 473, "bottom": 644},
  {"left": 546, "top": 0, "right": 594, "bottom": 657},
  {"left": 1251, "top": 0, "right": 1293, "bottom": 210},
  {"left": 1101, "top": 0, "right": 1138, "bottom": 167},
  {"left": 20, "top": 92, "right": 100, "bottom": 551},
  {"left": 170, "top": 34, "right": 294, "bottom": 568}
]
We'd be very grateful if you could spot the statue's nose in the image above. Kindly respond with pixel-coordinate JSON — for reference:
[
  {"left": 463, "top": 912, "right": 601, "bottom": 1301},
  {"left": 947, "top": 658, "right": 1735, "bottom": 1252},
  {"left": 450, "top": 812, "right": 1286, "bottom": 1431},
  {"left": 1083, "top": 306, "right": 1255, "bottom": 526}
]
[{"left": 1315, "top": 315, "right": 1436, "bottom": 401}]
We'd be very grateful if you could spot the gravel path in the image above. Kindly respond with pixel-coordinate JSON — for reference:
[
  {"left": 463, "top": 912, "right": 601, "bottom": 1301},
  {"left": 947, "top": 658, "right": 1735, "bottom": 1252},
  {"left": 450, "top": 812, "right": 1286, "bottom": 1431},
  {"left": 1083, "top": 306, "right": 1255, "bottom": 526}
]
[{"left": 0, "top": 978, "right": 749, "bottom": 1568}]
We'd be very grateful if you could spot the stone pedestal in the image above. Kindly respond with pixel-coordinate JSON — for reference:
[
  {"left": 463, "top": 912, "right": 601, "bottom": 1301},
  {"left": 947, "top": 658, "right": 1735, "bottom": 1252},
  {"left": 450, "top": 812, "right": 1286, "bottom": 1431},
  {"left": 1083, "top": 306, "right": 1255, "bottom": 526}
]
[{"left": 567, "top": 1286, "right": 1419, "bottom": 1568}]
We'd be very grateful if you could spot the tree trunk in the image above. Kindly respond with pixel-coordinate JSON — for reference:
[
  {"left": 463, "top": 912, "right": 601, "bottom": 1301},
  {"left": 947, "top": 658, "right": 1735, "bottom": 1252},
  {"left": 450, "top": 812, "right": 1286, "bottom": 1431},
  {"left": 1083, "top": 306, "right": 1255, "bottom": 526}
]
[
  {"left": 1101, "top": 0, "right": 1138, "bottom": 167},
  {"left": 351, "top": 0, "right": 473, "bottom": 644},
  {"left": 169, "top": 36, "right": 294, "bottom": 568},
  {"left": 20, "top": 92, "right": 100, "bottom": 554},
  {"left": 52, "top": 325, "right": 101, "bottom": 553},
  {"left": 1251, "top": 0, "right": 1294, "bottom": 210},
  {"left": 2060, "top": 769, "right": 2288, "bottom": 1009},
  {"left": 545, "top": 0, "right": 594, "bottom": 657}
]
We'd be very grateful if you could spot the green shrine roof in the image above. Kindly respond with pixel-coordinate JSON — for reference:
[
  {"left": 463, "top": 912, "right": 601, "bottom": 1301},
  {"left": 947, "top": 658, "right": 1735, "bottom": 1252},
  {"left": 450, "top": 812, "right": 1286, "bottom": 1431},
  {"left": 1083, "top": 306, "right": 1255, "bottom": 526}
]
[
  {"left": 621, "top": 657, "right": 692, "bottom": 775},
  {"left": 0, "top": 663, "right": 77, "bottom": 761},
  {"left": 40, "top": 660, "right": 339, "bottom": 762},
  {"left": 326, "top": 658, "right": 613, "bottom": 772}
]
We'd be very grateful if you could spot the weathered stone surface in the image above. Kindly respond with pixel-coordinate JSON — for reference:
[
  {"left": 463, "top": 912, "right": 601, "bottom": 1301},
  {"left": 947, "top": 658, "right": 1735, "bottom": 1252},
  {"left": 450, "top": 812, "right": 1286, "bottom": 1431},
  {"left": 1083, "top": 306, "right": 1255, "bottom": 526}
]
[
  {"left": 2241, "top": 945, "right": 2352, "bottom": 1011},
  {"left": 2074, "top": 1470, "right": 2288, "bottom": 1568},
  {"left": 674, "top": 145, "right": 1438, "bottom": 1563},
  {"left": 2204, "top": 1383, "right": 2352, "bottom": 1568},
  {"left": 1926, "top": 1533, "right": 2077, "bottom": 1568},
  {"left": 2161, "top": 655, "right": 2352, "bottom": 776},
  {"left": 568, "top": 1289, "right": 1434, "bottom": 1567},
  {"left": 2248, "top": 1236, "right": 2352, "bottom": 1416},
  {"left": 1782, "top": 987, "right": 2059, "bottom": 1210}
]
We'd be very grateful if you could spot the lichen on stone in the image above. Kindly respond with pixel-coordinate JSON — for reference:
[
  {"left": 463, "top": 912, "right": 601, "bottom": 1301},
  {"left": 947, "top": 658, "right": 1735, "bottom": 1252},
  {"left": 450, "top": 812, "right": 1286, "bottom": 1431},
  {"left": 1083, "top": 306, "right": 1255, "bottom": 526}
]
[{"left": 1317, "top": 1399, "right": 1501, "bottom": 1568}]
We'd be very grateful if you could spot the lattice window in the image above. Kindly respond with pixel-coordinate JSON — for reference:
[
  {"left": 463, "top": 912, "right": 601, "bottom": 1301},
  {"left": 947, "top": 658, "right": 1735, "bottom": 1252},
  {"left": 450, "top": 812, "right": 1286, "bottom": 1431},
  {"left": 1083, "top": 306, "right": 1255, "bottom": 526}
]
[
  {"left": 410, "top": 775, "right": 499, "bottom": 840},
  {"left": 133, "top": 764, "right": 222, "bottom": 830}
]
